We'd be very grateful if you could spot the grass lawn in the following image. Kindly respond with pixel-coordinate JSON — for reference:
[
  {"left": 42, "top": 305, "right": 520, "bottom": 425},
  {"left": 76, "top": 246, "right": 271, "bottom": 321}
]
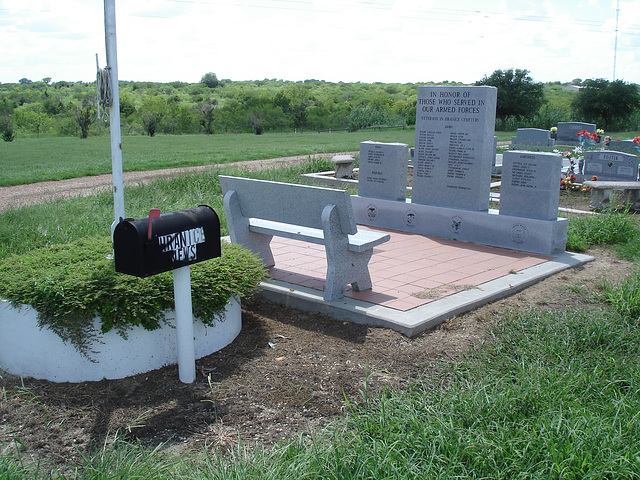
[
  {"left": 0, "top": 129, "right": 417, "bottom": 187},
  {"left": 1, "top": 129, "right": 637, "bottom": 187}
]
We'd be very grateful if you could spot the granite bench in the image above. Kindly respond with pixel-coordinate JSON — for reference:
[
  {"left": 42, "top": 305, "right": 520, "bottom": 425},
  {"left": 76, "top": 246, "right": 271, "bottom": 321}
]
[
  {"left": 584, "top": 180, "right": 640, "bottom": 211},
  {"left": 218, "top": 175, "right": 390, "bottom": 301}
]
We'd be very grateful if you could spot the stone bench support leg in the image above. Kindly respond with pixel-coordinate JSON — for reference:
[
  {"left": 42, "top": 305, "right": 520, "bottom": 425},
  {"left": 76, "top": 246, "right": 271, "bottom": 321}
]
[
  {"left": 223, "top": 190, "right": 275, "bottom": 266},
  {"left": 589, "top": 188, "right": 610, "bottom": 210},
  {"left": 622, "top": 190, "right": 640, "bottom": 211},
  {"left": 322, "top": 204, "right": 373, "bottom": 301}
]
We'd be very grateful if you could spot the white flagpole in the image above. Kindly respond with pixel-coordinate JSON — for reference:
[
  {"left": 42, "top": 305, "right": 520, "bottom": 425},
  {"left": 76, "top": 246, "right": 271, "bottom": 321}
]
[{"left": 104, "top": 0, "right": 125, "bottom": 232}]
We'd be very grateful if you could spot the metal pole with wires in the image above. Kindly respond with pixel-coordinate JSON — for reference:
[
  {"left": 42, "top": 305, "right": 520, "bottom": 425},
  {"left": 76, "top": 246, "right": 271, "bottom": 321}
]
[
  {"left": 613, "top": 0, "right": 620, "bottom": 81},
  {"left": 102, "top": 0, "right": 125, "bottom": 234}
]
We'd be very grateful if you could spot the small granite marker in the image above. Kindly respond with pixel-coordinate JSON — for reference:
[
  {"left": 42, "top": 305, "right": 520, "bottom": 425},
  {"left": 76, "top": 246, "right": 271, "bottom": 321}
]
[
  {"left": 358, "top": 141, "right": 409, "bottom": 201},
  {"left": 512, "top": 128, "right": 554, "bottom": 147},
  {"left": 500, "top": 151, "right": 562, "bottom": 221}
]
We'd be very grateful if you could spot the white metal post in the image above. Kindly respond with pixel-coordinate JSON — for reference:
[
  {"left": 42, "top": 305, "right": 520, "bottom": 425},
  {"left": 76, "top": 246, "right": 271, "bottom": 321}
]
[
  {"left": 172, "top": 266, "right": 196, "bottom": 383},
  {"left": 104, "top": 0, "right": 125, "bottom": 231}
]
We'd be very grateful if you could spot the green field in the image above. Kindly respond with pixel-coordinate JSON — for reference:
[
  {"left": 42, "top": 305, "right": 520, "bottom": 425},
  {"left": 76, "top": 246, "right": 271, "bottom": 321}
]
[
  {"left": 0, "top": 129, "right": 421, "bottom": 187},
  {"left": 2, "top": 129, "right": 639, "bottom": 187}
]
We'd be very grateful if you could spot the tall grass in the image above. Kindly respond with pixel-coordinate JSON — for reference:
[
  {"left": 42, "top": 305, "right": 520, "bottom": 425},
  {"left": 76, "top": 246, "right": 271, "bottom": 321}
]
[
  {"left": 606, "top": 271, "right": 640, "bottom": 324},
  {"left": 187, "top": 307, "right": 640, "bottom": 479},
  {"left": 566, "top": 210, "right": 640, "bottom": 253}
]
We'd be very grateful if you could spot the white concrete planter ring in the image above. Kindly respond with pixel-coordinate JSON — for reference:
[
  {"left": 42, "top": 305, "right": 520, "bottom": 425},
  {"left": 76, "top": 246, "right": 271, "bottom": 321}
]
[{"left": 0, "top": 298, "right": 241, "bottom": 383}]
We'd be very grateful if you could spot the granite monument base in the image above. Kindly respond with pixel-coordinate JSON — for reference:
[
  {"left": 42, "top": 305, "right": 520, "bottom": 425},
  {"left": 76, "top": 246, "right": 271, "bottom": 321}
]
[{"left": 351, "top": 196, "right": 567, "bottom": 256}]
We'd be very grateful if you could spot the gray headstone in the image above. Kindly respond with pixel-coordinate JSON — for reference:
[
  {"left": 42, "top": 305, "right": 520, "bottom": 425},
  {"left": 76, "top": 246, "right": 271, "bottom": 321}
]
[
  {"left": 607, "top": 140, "right": 640, "bottom": 154},
  {"left": 514, "top": 128, "right": 554, "bottom": 147},
  {"left": 500, "top": 151, "right": 562, "bottom": 221},
  {"left": 412, "top": 85, "right": 497, "bottom": 211},
  {"left": 556, "top": 122, "right": 596, "bottom": 144},
  {"left": 583, "top": 150, "right": 639, "bottom": 181},
  {"left": 358, "top": 141, "right": 409, "bottom": 201}
]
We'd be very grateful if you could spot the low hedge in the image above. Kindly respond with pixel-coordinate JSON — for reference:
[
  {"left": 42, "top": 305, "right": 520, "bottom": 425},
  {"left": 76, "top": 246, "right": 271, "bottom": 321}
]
[{"left": 0, "top": 236, "right": 267, "bottom": 355}]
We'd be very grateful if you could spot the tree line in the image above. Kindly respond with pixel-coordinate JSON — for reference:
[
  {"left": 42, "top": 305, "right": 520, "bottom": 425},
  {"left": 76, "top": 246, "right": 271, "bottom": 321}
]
[{"left": 1, "top": 70, "right": 638, "bottom": 141}]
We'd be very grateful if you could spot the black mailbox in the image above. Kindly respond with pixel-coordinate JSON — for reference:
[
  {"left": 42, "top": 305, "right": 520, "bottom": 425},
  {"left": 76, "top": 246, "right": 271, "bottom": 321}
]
[{"left": 113, "top": 205, "right": 221, "bottom": 278}]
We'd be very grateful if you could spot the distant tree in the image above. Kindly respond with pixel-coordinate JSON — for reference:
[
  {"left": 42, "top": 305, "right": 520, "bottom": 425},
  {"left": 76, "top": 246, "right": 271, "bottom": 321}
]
[
  {"left": 140, "top": 96, "right": 167, "bottom": 136},
  {"left": 572, "top": 79, "right": 640, "bottom": 130},
  {"left": 249, "top": 112, "right": 264, "bottom": 135},
  {"left": 1, "top": 116, "right": 15, "bottom": 141},
  {"left": 42, "top": 97, "right": 65, "bottom": 115},
  {"left": 119, "top": 92, "right": 136, "bottom": 118},
  {"left": 200, "top": 72, "right": 220, "bottom": 89},
  {"left": 280, "top": 84, "right": 311, "bottom": 131},
  {"left": 347, "top": 106, "right": 391, "bottom": 131},
  {"left": 75, "top": 99, "right": 96, "bottom": 138},
  {"left": 53, "top": 81, "right": 71, "bottom": 89},
  {"left": 42, "top": 77, "right": 52, "bottom": 85},
  {"left": 18, "top": 78, "right": 33, "bottom": 85},
  {"left": 200, "top": 100, "right": 217, "bottom": 134},
  {"left": 163, "top": 102, "right": 198, "bottom": 134},
  {"left": 13, "top": 104, "right": 50, "bottom": 136},
  {"left": 475, "top": 68, "right": 544, "bottom": 130}
]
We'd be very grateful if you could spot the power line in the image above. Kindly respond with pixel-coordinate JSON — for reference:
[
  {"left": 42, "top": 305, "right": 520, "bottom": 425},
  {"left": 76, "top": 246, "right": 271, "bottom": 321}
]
[{"left": 4, "top": 1, "right": 640, "bottom": 36}]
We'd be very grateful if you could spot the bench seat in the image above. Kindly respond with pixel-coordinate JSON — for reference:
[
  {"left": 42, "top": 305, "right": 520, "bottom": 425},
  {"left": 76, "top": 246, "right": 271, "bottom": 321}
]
[
  {"left": 249, "top": 218, "right": 389, "bottom": 253},
  {"left": 219, "top": 175, "right": 390, "bottom": 301}
]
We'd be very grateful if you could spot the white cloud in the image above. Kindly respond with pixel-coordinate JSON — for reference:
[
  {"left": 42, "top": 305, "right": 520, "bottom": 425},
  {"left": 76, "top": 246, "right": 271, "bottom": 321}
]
[{"left": 0, "top": 0, "right": 637, "bottom": 84}]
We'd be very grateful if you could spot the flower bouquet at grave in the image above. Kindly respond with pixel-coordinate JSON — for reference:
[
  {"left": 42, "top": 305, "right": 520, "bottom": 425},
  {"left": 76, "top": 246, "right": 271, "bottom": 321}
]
[
  {"left": 576, "top": 129, "right": 600, "bottom": 148},
  {"left": 558, "top": 149, "right": 587, "bottom": 191},
  {"left": 558, "top": 148, "right": 581, "bottom": 171},
  {"left": 560, "top": 170, "right": 585, "bottom": 191},
  {"left": 633, "top": 136, "right": 640, "bottom": 153}
]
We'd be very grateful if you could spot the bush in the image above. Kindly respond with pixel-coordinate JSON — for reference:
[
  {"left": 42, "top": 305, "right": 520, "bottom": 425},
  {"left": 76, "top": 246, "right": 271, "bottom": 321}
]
[{"left": 0, "top": 237, "right": 267, "bottom": 355}]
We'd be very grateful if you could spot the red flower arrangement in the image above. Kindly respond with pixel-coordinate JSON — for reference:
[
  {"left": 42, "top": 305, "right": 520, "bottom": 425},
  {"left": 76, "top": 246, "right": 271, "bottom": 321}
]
[{"left": 576, "top": 129, "right": 600, "bottom": 143}]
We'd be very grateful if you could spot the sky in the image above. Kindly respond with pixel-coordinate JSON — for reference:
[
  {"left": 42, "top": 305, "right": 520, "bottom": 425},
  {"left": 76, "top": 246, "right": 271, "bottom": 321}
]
[{"left": 1, "top": 0, "right": 639, "bottom": 85}]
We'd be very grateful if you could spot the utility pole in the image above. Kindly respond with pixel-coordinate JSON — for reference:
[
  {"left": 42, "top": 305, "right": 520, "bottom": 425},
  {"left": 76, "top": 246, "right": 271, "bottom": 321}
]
[
  {"left": 613, "top": 0, "right": 620, "bottom": 81},
  {"left": 104, "top": 0, "right": 125, "bottom": 232}
]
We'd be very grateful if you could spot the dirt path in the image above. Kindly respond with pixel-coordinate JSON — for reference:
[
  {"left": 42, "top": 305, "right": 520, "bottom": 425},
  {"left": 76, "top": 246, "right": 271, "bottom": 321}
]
[{"left": 0, "top": 153, "right": 355, "bottom": 212}]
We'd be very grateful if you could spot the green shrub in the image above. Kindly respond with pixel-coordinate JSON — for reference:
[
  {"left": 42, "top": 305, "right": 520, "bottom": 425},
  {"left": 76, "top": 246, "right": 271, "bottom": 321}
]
[{"left": 0, "top": 236, "right": 267, "bottom": 355}]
